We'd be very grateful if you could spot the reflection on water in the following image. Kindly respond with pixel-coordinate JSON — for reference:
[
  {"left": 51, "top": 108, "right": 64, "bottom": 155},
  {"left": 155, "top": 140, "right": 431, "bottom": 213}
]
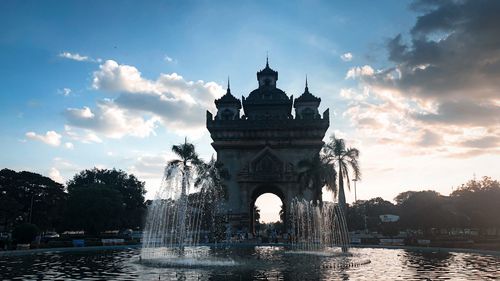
[{"left": 0, "top": 247, "right": 498, "bottom": 280}]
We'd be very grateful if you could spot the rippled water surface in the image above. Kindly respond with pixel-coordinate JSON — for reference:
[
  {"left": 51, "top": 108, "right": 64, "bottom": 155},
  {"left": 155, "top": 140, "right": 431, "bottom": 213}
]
[{"left": 0, "top": 246, "right": 498, "bottom": 280}]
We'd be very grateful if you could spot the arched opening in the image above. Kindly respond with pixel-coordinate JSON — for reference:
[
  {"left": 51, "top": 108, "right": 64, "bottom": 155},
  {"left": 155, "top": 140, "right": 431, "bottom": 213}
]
[{"left": 249, "top": 185, "right": 286, "bottom": 239}]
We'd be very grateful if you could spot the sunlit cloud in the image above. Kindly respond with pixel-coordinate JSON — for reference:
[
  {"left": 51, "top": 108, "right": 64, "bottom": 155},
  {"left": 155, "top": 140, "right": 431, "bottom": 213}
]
[
  {"left": 48, "top": 167, "right": 64, "bottom": 183},
  {"left": 59, "top": 51, "right": 102, "bottom": 63},
  {"left": 59, "top": 52, "right": 89, "bottom": 62},
  {"left": 64, "top": 142, "right": 74, "bottom": 149},
  {"left": 345, "top": 65, "right": 374, "bottom": 79},
  {"left": 340, "top": 52, "right": 353, "bottom": 61},
  {"left": 62, "top": 59, "right": 225, "bottom": 140},
  {"left": 343, "top": 0, "right": 500, "bottom": 159},
  {"left": 25, "top": 130, "right": 62, "bottom": 147}
]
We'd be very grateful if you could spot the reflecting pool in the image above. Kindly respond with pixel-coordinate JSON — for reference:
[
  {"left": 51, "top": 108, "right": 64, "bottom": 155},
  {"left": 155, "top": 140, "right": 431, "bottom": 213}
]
[{"left": 0, "top": 246, "right": 498, "bottom": 280}]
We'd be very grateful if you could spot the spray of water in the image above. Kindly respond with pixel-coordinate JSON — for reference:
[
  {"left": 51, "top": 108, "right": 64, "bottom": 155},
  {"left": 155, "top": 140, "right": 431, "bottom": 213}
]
[
  {"left": 141, "top": 157, "right": 226, "bottom": 260},
  {"left": 289, "top": 198, "right": 350, "bottom": 253}
]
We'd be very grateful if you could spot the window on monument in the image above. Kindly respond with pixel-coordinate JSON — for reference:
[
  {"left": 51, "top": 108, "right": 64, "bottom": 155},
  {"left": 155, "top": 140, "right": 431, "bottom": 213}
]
[
  {"left": 221, "top": 109, "right": 233, "bottom": 120},
  {"left": 254, "top": 193, "right": 285, "bottom": 235},
  {"left": 302, "top": 107, "right": 315, "bottom": 119}
]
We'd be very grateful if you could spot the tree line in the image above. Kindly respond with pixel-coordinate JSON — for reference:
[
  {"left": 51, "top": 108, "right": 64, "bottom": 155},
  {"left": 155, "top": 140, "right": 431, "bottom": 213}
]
[
  {"left": 0, "top": 167, "right": 147, "bottom": 238},
  {"left": 346, "top": 176, "right": 500, "bottom": 236},
  {"left": 0, "top": 139, "right": 228, "bottom": 245}
]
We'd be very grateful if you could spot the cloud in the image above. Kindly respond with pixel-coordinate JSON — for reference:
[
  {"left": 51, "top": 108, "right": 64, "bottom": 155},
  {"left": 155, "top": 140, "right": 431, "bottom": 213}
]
[
  {"left": 64, "top": 101, "right": 160, "bottom": 139},
  {"left": 64, "top": 125, "right": 103, "bottom": 143},
  {"left": 92, "top": 60, "right": 222, "bottom": 107},
  {"left": 25, "top": 130, "right": 62, "bottom": 146},
  {"left": 460, "top": 136, "right": 500, "bottom": 149},
  {"left": 417, "top": 130, "right": 442, "bottom": 147},
  {"left": 59, "top": 52, "right": 90, "bottom": 62},
  {"left": 48, "top": 167, "right": 64, "bottom": 183},
  {"left": 64, "top": 142, "right": 74, "bottom": 149},
  {"left": 126, "top": 151, "right": 178, "bottom": 198},
  {"left": 164, "top": 55, "right": 177, "bottom": 64},
  {"left": 367, "top": 0, "right": 500, "bottom": 103},
  {"left": 128, "top": 154, "right": 170, "bottom": 180},
  {"left": 412, "top": 100, "right": 500, "bottom": 126},
  {"left": 340, "top": 52, "right": 353, "bottom": 62},
  {"left": 63, "top": 60, "right": 224, "bottom": 140},
  {"left": 346, "top": 65, "right": 375, "bottom": 79},
  {"left": 340, "top": 87, "right": 369, "bottom": 101},
  {"left": 59, "top": 51, "right": 101, "bottom": 63},
  {"left": 58, "top": 88, "right": 72, "bottom": 96},
  {"left": 343, "top": 0, "right": 500, "bottom": 158}
]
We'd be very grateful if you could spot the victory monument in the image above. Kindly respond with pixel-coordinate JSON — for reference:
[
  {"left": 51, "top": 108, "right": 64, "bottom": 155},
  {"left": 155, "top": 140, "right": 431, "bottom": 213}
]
[{"left": 206, "top": 59, "right": 330, "bottom": 232}]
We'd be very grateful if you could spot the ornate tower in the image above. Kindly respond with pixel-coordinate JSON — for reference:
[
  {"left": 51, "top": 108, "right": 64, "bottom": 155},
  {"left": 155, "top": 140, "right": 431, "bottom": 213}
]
[
  {"left": 206, "top": 60, "right": 329, "bottom": 232},
  {"left": 294, "top": 77, "right": 321, "bottom": 119},
  {"left": 214, "top": 79, "right": 241, "bottom": 120}
]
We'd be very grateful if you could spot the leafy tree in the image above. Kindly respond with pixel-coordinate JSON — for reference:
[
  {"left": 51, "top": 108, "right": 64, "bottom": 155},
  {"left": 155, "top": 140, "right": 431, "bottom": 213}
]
[
  {"left": 195, "top": 155, "right": 228, "bottom": 199},
  {"left": 66, "top": 168, "right": 146, "bottom": 233},
  {"left": 65, "top": 186, "right": 124, "bottom": 235},
  {"left": 450, "top": 176, "right": 500, "bottom": 228},
  {"left": 254, "top": 206, "right": 261, "bottom": 223},
  {"left": 12, "top": 223, "right": 39, "bottom": 244},
  {"left": 347, "top": 197, "right": 396, "bottom": 231},
  {"left": 395, "top": 190, "right": 456, "bottom": 232},
  {"left": 322, "top": 135, "right": 361, "bottom": 212},
  {"left": 0, "top": 169, "right": 66, "bottom": 232}
]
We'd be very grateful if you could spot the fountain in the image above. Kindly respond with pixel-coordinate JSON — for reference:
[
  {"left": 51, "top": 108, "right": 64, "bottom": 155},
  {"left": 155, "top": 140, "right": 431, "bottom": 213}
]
[
  {"left": 140, "top": 152, "right": 237, "bottom": 267},
  {"left": 288, "top": 199, "right": 350, "bottom": 253},
  {"left": 140, "top": 154, "right": 367, "bottom": 269}
]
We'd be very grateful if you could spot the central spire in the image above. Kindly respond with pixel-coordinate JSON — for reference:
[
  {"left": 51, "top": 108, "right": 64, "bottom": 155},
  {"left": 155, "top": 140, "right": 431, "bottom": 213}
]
[{"left": 257, "top": 56, "right": 278, "bottom": 88}]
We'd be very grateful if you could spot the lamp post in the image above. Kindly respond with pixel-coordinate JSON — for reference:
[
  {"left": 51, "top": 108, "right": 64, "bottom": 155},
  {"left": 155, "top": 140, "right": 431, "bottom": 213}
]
[
  {"left": 353, "top": 179, "right": 358, "bottom": 202},
  {"left": 29, "top": 193, "right": 34, "bottom": 223}
]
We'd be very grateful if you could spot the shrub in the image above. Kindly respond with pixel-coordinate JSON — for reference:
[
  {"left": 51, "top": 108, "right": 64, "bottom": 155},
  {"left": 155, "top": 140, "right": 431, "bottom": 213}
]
[{"left": 12, "top": 223, "right": 39, "bottom": 244}]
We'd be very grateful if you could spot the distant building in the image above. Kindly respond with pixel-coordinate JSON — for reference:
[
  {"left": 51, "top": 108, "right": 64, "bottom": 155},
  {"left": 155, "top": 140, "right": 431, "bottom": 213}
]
[{"left": 379, "top": 214, "right": 400, "bottom": 223}]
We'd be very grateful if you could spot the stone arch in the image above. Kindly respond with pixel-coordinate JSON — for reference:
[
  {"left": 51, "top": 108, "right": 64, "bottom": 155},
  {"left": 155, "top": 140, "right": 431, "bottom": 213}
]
[{"left": 249, "top": 184, "right": 286, "bottom": 235}]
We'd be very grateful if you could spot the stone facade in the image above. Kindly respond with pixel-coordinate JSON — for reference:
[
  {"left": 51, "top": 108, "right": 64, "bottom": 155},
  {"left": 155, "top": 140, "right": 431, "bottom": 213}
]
[{"left": 206, "top": 61, "right": 329, "bottom": 232}]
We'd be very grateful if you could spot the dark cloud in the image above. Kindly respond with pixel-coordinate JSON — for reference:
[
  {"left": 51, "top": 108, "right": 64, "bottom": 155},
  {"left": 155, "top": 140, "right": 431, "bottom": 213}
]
[
  {"left": 346, "top": 0, "right": 500, "bottom": 158},
  {"left": 370, "top": 0, "right": 500, "bottom": 102},
  {"left": 412, "top": 100, "right": 500, "bottom": 126},
  {"left": 460, "top": 136, "right": 500, "bottom": 149},
  {"left": 417, "top": 129, "right": 441, "bottom": 147},
  {"left": 447, "top": 148, "right": 500, "bottom": 159},
  {"left": 357, "top": 117, "right": 381, "bottom": 128}
]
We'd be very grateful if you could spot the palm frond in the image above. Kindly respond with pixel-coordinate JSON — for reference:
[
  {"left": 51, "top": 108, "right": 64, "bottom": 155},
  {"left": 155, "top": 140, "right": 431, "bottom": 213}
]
[
  {"left": 165, "top": 160, "right": 182, "bottom": 178},
  {"left": 172, "top": 140, "right": 199, "bottom": 162}
]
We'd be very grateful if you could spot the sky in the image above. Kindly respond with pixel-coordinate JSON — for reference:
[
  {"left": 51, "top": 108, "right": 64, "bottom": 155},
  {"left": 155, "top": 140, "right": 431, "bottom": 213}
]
[{"left": 1, "top": 0, "right": 499, "bottom": 223}]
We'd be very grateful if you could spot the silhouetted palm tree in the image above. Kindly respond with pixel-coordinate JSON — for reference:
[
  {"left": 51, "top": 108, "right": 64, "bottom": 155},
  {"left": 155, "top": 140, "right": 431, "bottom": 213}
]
[
  {"left": 298, "top": 154, "right": 337, "bottom": 204},
  {"left": 322, "top": 135, "right": 361, "bottom": 212},
  {"left": 194, "top": 155, "right": 229, "bottom": 236},
  {"left": 194, "top": 155, "right": 228, "bottom": 199},
  {"left": 165, "top": 138, "right": 202, "bottom": 248}
]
